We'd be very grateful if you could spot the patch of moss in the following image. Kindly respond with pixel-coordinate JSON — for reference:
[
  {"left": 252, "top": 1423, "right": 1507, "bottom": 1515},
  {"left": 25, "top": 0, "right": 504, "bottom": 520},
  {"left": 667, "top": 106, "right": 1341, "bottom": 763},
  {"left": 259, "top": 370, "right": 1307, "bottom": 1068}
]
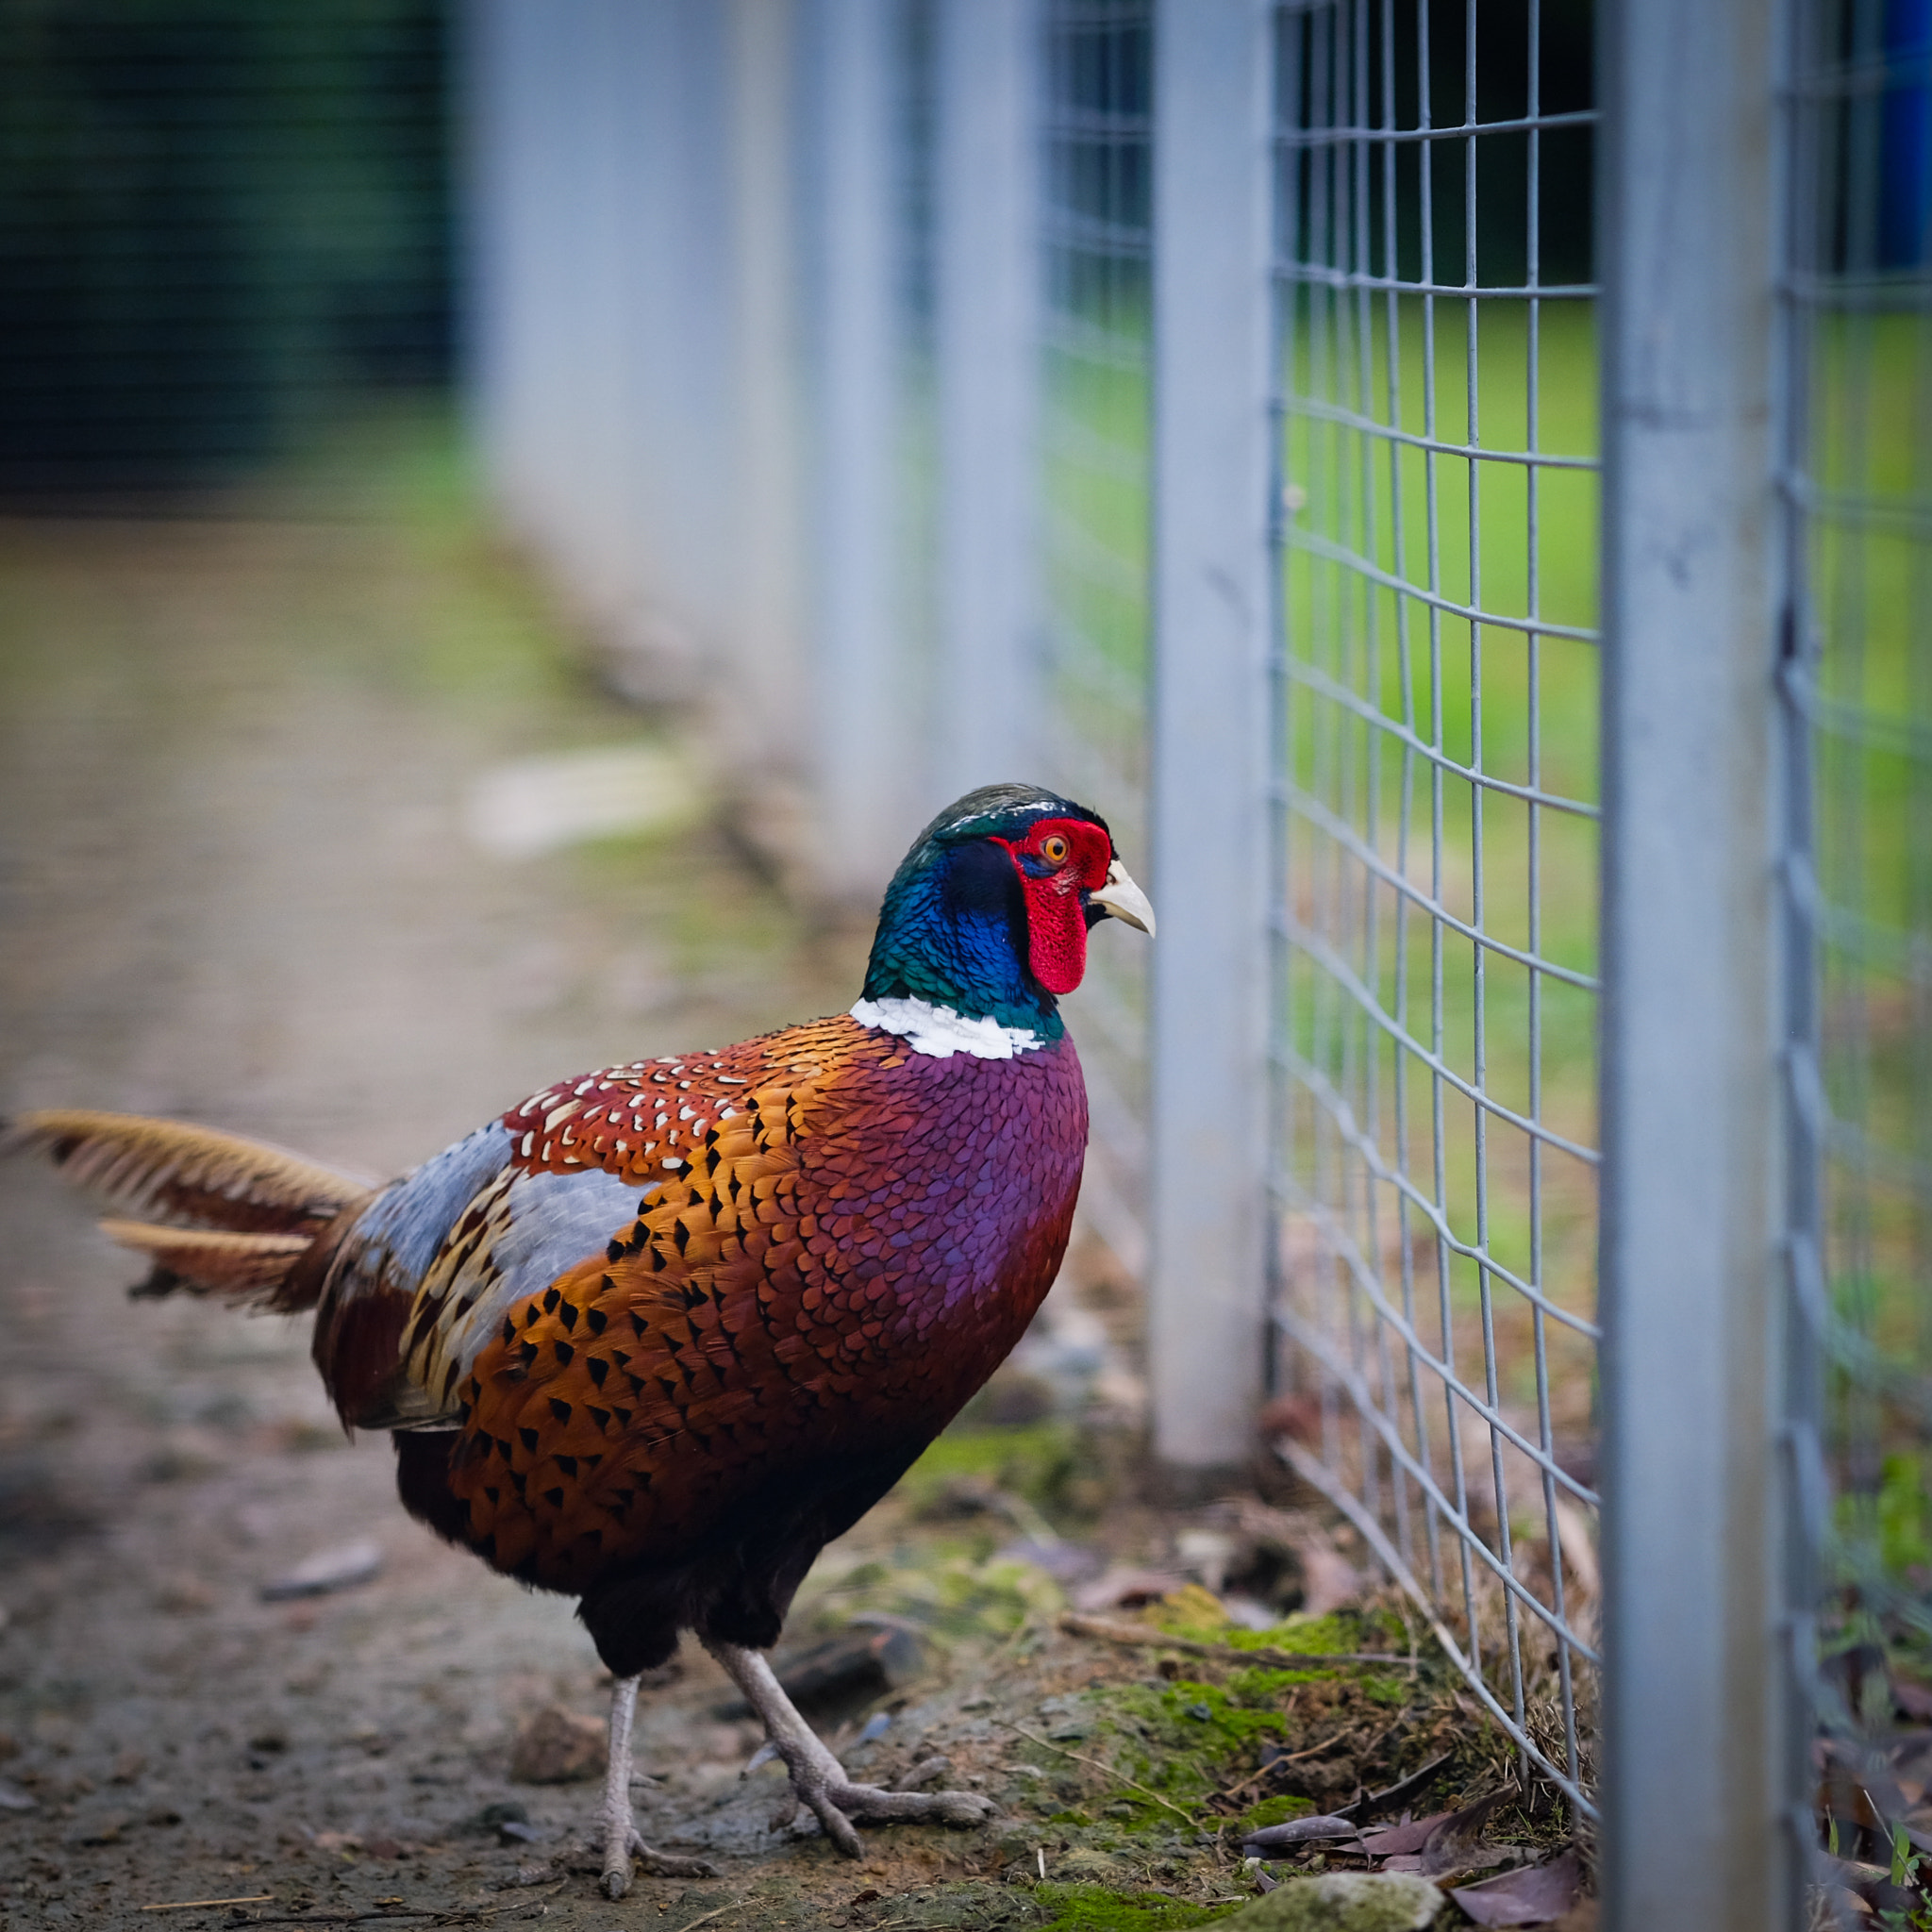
[
  {"left": 1228, "top": 1611, "right": 1367, "bottom": 1654},
  {"left": 1031, "top": 1882, "right": 1244, "bottom": 1929},
  {"left": 1017, "top": 1675, "right": 1288, "bottom": 1830},
  {"left": 1143, "top": 1596, "right": 1402, "bottom": 1664},
  {"left": 1145, "top": 1583, "right": 1241, "bottom": 1641},
  {"left": 1222, "top": 1665, "right": 1342, "bottom": 1705},
  {"left": 1236, "top": 1793, "right": 1316, "bottom": 1833},
  {"left": 899, "top": 1421, "right": 1082, "bottom": 1514},
  {"left": 805, "top": 1548, "right": 1066, "bottom": 1645}
]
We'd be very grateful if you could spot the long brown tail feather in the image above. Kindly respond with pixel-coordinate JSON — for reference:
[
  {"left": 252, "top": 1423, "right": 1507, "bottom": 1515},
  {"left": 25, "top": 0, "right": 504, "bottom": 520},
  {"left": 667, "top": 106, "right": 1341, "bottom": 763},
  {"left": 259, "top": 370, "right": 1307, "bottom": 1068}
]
[
  {"left": 3, "top": 1108, "right": 375, "bottom": 1236},
  {"left": 102, "top": 1220, "right": 316, "bottom": 1306}
]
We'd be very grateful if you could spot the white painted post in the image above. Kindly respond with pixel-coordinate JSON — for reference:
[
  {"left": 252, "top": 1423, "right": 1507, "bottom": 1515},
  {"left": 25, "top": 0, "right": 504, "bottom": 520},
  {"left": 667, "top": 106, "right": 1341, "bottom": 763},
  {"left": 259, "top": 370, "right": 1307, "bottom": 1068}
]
[
  {"left": 1596, "top": 1, "right": 1800, "bottom": 1926},
  {"left": 806, "top": 0, "right": 911, "bottom": 899},
  {"left": 1146, "top": 0, "right": 1275, "bottom": 1481},
  {"left": 724, "top": 0, "right": 810, "bottom": 817},
  {"left": 935, "top": 0, "right": 1041, "bottom": 807},
  {"left": 458, "top": 0, "right": 561, "bottom": 543}
]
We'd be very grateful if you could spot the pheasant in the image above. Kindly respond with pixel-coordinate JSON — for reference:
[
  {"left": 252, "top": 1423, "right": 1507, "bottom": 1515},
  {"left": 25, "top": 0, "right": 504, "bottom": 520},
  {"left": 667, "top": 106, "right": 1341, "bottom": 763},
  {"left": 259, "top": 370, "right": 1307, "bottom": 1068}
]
[{"left": 6, "top": 782, "right": 1153, "bottom": 1897}]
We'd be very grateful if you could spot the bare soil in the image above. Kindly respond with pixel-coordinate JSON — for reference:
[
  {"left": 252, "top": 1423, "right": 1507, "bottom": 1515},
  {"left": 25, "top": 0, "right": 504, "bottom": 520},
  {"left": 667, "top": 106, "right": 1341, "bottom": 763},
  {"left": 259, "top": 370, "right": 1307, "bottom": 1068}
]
[{"left": 0, "top": 496, "right": 1528, "bottom": 1932}]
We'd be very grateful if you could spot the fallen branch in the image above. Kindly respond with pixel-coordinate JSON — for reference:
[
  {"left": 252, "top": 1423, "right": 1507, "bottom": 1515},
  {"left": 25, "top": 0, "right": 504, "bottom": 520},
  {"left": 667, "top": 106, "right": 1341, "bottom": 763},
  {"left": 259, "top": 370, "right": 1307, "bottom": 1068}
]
[
  {"left": 998, "top": 1719, "right": 1198, "bottom": 1827},
  {"left": 191, "top": 1892, "right": 565, "bottom": 1930},
  {"left": 141, "top": 1902, "right": 275, "bottom": 1915},
  {"left": 1058, "top": 1612, "right": 1414, "bottom": 1673}
]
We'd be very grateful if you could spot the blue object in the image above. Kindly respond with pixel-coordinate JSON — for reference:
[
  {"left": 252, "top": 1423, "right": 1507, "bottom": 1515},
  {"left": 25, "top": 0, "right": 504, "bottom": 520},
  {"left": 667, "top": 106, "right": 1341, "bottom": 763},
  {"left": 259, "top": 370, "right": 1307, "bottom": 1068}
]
[{"left": 1883, "top": 0, "right": 1932, "bottom": 266}]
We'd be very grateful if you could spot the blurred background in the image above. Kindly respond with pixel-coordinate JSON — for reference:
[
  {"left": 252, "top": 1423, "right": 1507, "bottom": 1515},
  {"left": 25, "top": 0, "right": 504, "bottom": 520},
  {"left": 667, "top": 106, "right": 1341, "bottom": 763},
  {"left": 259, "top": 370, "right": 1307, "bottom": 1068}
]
[{"left": 1, "top": 2, "right": 1929, "bottom": 1924}]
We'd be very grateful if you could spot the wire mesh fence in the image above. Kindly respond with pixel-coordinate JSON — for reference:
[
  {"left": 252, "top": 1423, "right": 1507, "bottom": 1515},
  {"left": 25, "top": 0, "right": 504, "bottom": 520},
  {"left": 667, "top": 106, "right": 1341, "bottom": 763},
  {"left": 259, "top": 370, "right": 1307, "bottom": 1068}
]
[
  {"left": 453, "top": 5, "right": 1932, "bottom": 1898},
  {"left": 1779, "top": 0, "right": 1932, "bottom": 1882},
  {"left": 1036, "top": 0, "right": 1155, "bottom": 1269},
  {"left": 1266, "top": 0, "right": 1601, "bottom": 1812}
]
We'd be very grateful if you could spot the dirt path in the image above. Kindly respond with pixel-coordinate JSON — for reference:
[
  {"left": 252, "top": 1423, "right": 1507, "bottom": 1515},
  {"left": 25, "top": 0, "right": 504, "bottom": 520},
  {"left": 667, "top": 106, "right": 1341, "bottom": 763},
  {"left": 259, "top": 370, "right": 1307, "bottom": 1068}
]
[{"left": 0, "top": 502, "right": 1492, "bottom": 1932}]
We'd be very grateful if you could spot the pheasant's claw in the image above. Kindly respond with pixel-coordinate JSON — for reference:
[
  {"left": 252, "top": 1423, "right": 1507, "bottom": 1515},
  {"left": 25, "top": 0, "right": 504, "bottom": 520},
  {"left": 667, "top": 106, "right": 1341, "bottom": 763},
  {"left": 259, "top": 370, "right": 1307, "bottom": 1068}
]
[
  {"left": 598, "top": 1829, "right": 718, "bottom": 1898},
  {"left": 770, "top": 1741, "right": 999, "bottom": 1857},
  {"left": 630, "top": 1828, "right": 719, "bottom": 1880},
  {"left": 891, "top": 1755, "right": 954, "bottom": 1791},
  {"left": 703, "top": 1641, "right": 1000, "bottom": 1860},
  {"left": 830, "top": 1780, "right": 1002, "bottom": 1829}
]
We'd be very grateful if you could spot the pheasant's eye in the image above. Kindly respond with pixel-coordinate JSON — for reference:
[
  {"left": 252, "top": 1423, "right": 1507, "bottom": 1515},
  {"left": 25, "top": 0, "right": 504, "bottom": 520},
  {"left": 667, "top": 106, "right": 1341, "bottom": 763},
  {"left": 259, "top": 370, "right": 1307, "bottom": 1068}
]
[{"left": 1041, "top": 835, "right": 1070, "bottom": 865}]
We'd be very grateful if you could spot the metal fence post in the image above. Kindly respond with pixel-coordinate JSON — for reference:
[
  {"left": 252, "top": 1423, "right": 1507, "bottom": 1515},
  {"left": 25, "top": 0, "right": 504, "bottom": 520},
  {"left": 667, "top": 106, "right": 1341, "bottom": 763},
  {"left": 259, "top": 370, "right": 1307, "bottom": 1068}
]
[
  {"left": 1597, "top": 1, "right": 1799, "bottom": 1925},
  {"left": 1146, "top": 0, "right": 1274, "bottom": 1480},
  {"left": 935, "top": 0, "right": 1041, "bottom": 805}
]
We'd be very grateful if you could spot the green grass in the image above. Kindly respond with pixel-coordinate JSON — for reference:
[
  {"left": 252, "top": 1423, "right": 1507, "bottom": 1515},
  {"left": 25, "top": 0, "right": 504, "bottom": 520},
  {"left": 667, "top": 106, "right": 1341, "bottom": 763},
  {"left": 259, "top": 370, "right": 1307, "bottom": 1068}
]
[
  {"left": 1040, "top": 291, "right": 1607, "bottom": 1451},
  {"left": 1274, "top": 299, "right": 1604, "bottom": 1459},
  {"left": 1803, "top": 309, "right": 1932, "bottom": 1613}
]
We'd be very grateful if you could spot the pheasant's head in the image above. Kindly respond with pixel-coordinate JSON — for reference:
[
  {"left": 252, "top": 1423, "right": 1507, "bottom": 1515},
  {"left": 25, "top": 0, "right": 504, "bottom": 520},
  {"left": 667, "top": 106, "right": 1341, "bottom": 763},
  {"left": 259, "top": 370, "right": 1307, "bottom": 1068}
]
[{"left": 860, "top": 783, "right": 1156, "bottom": 1039}]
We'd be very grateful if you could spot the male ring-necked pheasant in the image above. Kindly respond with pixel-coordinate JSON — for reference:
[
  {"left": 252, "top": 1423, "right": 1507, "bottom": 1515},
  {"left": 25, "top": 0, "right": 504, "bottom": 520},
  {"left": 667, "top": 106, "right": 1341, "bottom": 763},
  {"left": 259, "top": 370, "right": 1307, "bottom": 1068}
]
[{"left": 6, "top": 783, "right": 1153, "bottom": 1896}]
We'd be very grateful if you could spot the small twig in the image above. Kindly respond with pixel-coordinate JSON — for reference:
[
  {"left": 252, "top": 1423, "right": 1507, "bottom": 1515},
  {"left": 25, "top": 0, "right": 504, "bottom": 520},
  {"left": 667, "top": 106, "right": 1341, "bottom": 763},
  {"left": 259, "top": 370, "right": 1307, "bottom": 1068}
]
[
  {"left": 439, "top": 1883, "right": 570, "bottom": 1924},
  {"left": 1058, "top": 1613, "right": 1415, "bottom": 1673},
  {"left": 998, "top": 1719, "right": 1198, "bottom": 1827},
  {"left": 215, "top": 1917, "right": 434, "bottom": 1928},
  {"left": 675, "top": 1897, "right": 749, "bottom": 1932},
  {"left": 216, "top": 1917, "right": 433, "bottom": 1928},
  {"left": 141, "top": 1901, "right": 275, "bottom": 1915},
  {"left": 1359, "top": 1749, "right": 1454, "bottom": 1821},
  {"left": 1214, "top": 1731, "right": 1347, "bottom": 1805}
]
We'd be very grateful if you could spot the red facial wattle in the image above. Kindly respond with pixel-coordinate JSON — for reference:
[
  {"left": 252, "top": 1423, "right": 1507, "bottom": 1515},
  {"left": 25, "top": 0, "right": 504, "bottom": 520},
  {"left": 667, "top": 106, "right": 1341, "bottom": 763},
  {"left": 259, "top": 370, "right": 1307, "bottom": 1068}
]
[{"left": 992, "top": 819, "right": 1113, "bottom": 997}]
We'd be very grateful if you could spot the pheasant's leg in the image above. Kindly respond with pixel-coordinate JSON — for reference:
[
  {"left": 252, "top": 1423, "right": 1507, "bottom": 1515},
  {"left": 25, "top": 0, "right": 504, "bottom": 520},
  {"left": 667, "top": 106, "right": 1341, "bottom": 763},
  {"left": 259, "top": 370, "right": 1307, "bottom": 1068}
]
[
  {"left": 597, "top": 1675, "right": 719, "bottom": 1898},
  {"left": 704, "top": 1640, "right": 999, "bottom": 1858}
]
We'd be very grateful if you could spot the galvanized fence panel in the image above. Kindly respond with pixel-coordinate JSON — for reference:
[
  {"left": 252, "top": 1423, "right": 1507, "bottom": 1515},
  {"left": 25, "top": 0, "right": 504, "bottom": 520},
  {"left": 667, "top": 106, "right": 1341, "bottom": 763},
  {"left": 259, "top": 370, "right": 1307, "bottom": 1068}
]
[
  {"left": 1266, "top": 0, "right": 1602, "bottom": 1813},
  {"left": 1036, "top": 0, "right": 1157, "bottom": 1281},
  {"left": 1778, "top": 0, "right": 1932, "bottom": 1907}
]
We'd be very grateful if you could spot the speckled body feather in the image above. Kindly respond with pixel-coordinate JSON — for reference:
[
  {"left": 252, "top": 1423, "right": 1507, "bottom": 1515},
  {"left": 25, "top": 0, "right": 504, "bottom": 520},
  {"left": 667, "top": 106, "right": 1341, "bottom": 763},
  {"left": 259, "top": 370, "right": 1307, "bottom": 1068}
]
[{"left": 327, "top": 1013, "right": 1088, "bottom": 1670}]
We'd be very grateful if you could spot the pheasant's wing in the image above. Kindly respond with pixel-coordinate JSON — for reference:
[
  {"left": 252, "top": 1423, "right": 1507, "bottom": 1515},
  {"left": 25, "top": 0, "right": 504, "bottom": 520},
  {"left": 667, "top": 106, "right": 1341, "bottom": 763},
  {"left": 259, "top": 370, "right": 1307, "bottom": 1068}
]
[
  {"left": 314, "top": 1038, "right": 803, "bottom": 1430},
  {"left": 441, "top": 1016, "right": 1081, "bottom": 1594}
]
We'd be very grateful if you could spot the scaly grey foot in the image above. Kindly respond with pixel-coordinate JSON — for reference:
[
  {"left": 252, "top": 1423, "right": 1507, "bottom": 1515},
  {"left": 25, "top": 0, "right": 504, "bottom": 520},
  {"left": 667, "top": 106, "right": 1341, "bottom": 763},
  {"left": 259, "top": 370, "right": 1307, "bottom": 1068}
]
[
  {"left": 706, "top": 1638, "right": 999, "bottom": 1858},
  {"left": 596, "top": 1674, "right": 720, "bottom": 1897}
]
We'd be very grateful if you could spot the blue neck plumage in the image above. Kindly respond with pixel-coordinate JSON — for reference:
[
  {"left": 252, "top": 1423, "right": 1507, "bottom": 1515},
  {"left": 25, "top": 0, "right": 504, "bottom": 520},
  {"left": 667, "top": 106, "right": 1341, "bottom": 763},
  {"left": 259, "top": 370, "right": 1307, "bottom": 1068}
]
[{"left": 860, "top": 845, "right": 1064, "bottom": 1041}]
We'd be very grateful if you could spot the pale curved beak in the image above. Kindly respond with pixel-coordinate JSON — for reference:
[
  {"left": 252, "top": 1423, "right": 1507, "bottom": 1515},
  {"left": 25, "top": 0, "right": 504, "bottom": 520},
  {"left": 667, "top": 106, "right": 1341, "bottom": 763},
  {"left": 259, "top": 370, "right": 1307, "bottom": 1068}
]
[{"left": 1090, "top": 858, "right": 1156, "bottom": 937}]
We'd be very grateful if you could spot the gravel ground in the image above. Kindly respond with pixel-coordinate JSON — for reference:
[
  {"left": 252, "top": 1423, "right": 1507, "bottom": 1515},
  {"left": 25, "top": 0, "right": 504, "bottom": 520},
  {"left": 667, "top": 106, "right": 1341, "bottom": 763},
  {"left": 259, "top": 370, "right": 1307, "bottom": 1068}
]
[{"left": 0, "top": 504, "right": 1272, "bottom": 1931}]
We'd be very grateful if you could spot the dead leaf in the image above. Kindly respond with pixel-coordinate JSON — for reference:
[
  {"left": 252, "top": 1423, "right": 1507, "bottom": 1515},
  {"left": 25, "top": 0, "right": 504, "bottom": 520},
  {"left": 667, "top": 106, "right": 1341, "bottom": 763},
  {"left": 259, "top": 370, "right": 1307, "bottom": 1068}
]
[
  {"left": 1358, "top": 1809, "right": 1454, "bottom": 1857},
  {"left": 1895, "top": 1678, "right": 1932, "bottom": 1723},
  {"left": 1379, "top": 1789, "right": 1524, "bottom": 1881},
  {"left": 1452, "top": 1850, "right": 1585, "bottom": 1927},
  {"left": 1295, "top": 1531, "right": 1365, "bottom": 1617},
  {"left": 1550, "top": 1500, "right": 1600, "bottom": 1603}
]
